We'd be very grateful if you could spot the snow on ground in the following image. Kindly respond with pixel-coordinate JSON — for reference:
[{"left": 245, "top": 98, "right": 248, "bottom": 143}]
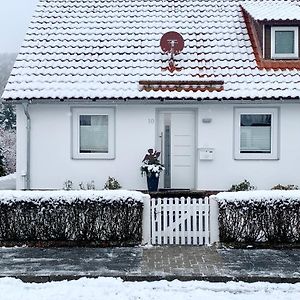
[
  {"left": 0, "top": 277, "right": 299, "bottom": 300},
  {"left": 0, "top": 173, "right": 16, "bottom": 190}
]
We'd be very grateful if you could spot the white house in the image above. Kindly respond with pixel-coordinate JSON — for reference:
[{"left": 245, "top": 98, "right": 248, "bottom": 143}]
[{"left": 3, "top": 0, "right": 300, "bottom": 191}]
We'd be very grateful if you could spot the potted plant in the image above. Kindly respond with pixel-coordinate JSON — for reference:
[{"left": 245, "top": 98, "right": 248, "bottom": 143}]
[{"left": 141, "top": 149, "right": 165, "bottom": 192}]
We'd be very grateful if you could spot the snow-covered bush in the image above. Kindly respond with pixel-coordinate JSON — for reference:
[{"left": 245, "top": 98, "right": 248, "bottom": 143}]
[
  {"left": 79, "top": 180, "right": 95, "bottom": 190},
  {"left": 0, "top": 104, "right": 16, "bottom": 131},
  {"left": 213, "top": 190, "right": 300, "bottom": 244},
  {"left": 0, "top": 146, "right": 5, "bottom": 176},
  {"left": 63, "top": 180, "right": 73, "bottom": 190},
  {"left": 0, "top": 190, "right": 147, "bottom": 246},
  {"left": 104, "top": 176, "right": 122, "bottom": 190},
  {"left": 0, "top": 127, "right": 16, "bottom": 174},
  {"left": 271, "top": 184, "right": 298, "bottom": 190},
  {"left": 228, "top": 180, "right": 255, "bottom": 192}
]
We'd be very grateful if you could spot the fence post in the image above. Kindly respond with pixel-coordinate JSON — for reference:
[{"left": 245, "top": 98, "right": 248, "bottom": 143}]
[
  {"left": 142, "top": 195, "right": 151, "bottom": 245},
  {"left": 209, "top": 196, "right": 219, "bottom": 244}
]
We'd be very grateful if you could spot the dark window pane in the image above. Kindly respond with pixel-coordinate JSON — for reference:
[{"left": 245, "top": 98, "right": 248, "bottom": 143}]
[
  {"left": 80, "top": 115, "right": 91, "bottom": 126},
  {"left": 275, "top": 31, "right": 294, "bottom": 54},
  {"left": 241, "top": 114, "right": 271, "bottom": 127}
]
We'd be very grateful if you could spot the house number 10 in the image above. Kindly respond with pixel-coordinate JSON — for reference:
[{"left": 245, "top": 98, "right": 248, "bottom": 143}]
[{"left": 148, "top": 118, "right": 155, "bottom": 124}]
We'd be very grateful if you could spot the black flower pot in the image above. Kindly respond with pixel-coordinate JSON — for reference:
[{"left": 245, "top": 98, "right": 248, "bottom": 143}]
[{"left": 147, "top": 173, "right": 159, "bottom": 192}]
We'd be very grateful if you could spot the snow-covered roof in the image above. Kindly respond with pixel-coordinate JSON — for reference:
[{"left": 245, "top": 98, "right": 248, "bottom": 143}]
[
  {"left": 242, "top": 1, "right": 300, "bottom": 21},
  {"left": 3, "top": 0, "right": 300, "bottom": 102}
]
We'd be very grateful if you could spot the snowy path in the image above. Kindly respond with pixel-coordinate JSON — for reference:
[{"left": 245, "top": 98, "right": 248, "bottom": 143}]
[{"left": 0, "top": 277, "right": 299, "bottom": 300}]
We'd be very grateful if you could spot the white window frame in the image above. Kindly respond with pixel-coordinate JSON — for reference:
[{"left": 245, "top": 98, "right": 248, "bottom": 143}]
[
  {"left": 234, "top": 107, "right": 279, "bottom": 160},
  {"left": 271, "top": 26, "right": 299, "bottom": 59},
  {"left": 71, "top": 107, "right": 115, "bottom": 159}
]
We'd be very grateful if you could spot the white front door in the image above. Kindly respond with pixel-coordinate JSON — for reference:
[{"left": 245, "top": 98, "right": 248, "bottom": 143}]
[{"left": 158, "top": 110, "right": 196, "bottom": 189}]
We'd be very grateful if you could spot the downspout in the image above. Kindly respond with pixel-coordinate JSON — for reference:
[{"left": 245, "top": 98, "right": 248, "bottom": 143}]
[{"left": 22, "top": 102, "right": 31, "bottom": 190}]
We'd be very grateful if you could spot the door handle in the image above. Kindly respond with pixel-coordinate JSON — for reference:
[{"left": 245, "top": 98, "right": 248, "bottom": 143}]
[{"left": 159, "top": 131, "right": 163, "bottom": 164}]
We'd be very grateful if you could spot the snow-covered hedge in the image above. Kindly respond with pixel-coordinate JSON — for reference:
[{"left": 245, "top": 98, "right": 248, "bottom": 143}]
[
  {"left": 212, "top": 190, "right": 300, "bottom": 244},
  {"left": 0, "top": 190, "right": 148, "bottom": 246}
]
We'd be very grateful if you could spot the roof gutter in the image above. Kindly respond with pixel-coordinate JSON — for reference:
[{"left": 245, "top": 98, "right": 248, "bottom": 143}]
[
  {"left": 4, "top": 96, "right": 300, "bottom": 105},
  {"left": 22, "top": 102, "right": 31, "bottom": 190}
]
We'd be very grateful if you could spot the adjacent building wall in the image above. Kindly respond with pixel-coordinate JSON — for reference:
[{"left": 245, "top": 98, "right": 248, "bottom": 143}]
[
  {"left": 15, "top": 102, "right": 300, "bottom": 190},
  {"left": 16, "top": 105, "right": 28, "bottom": 189}
]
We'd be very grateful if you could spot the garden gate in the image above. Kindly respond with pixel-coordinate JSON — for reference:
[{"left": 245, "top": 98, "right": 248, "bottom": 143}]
[{"left": 142, "top": 196, "right": 219, "bottom": 245}]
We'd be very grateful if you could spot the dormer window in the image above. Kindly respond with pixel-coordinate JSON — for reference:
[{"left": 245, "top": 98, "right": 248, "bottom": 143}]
[
  {"left": 241, "top": 2, "right": 300, "bottom": 68},
  {"left": 271, "top": 26, "right": 299, "bottom": 59}
]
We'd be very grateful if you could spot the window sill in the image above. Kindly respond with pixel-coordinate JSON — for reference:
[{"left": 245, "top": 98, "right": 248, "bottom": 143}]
[
  {"left": 234, "top": 155, "right": 279, "bottom": 160},
  {"left": 270, "top": 56, "right": 299, "bottom": 60},
  {"left": 72, "top": 153, "right": 115, "bottom": 160}
]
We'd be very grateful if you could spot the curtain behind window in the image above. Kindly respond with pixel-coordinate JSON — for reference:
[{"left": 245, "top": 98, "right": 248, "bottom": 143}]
[
  {"left": 80, "top": 115, "right": 108, "bottom": 153},
  {"left": 240, "top": 114, "right": 271, "bottom": 153}
]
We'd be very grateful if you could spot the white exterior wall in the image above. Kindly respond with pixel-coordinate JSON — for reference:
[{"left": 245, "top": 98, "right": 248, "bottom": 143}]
[
  {"left": 16, "top": 104, "right": 156, "bottom": 190},
  {"left": 196, "top": 103, "right": 300, "bottom": 190},
  {"left": 15, "top": 102, "right": 300, "bottom": 190}
]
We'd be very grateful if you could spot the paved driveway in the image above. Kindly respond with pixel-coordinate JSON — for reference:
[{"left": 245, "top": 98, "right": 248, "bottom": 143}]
[{"left": 0, "top": 246, "right": 299, "bottom": 282}]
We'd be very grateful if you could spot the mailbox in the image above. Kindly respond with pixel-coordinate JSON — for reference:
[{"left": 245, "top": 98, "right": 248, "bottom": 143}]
[{"left": 199, "top": 148, "right": 214, "bottom": 160}]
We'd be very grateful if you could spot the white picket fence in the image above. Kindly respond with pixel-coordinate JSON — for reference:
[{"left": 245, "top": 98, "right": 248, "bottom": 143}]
[{"left": 142, "top": 196, "right": 219, "bottom": 245}]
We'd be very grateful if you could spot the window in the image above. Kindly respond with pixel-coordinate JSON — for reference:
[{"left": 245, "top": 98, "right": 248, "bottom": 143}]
[
  {"left": 79, "top": 115, "right": 108, "bottom": 153},
  {"left": 271, "top": 26, "right": 298, "bottom": 59},
  {"left": 240, "top": 114, "right": 271, "bottom": 153},
  {"left": 72, "top": 107, "right": 115, "bottom": 159},
  {"left": 234, "top": 108, "right": 279, "bottom": 160}
]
